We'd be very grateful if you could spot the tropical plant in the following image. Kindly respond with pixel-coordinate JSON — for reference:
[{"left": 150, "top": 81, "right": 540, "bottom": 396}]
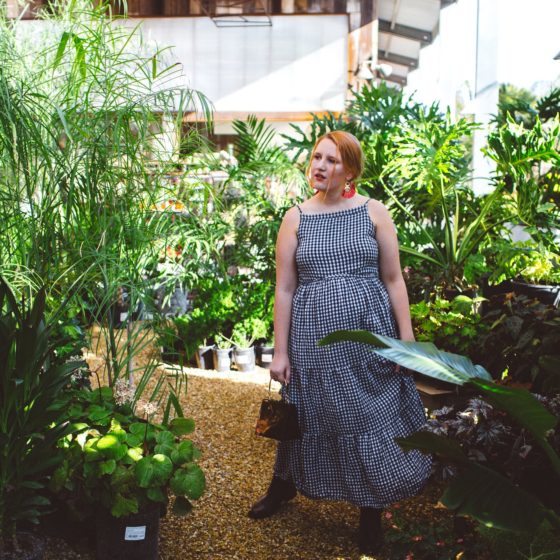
[
  {"left": 485, "top": 115, "right": 560, "bottom": 246},
  {"left": 0, "top": 280, "right": 82, "bottom": 554},
  {"left": 51, "top": 385, "right": 205, "bottom": 519},
  {"left": 319, "top": 330, "right": 560, "bottom": 534},
  {"left": 0, "top": 0, "right": 216, "bottom": 396},
  {"left": 230, "top": 317, "right": 268, "bottom": 348},
  {"left": 379, "top": 112, "right": 507, "bottom": 290},
  {"left": 486, "top": 240, "right": 560, "bottom": 286},
  {"left": 410, "top": 295, "right": 488, "bottom": 356},
  {"left": 473, "top": 294, "right": 560, "bottom": 395}
]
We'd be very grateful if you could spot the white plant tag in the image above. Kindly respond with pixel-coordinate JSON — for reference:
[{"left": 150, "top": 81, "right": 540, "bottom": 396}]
[
  {"left": 120, "top": 312, "right": 128, "bottom": 322},
  {"left": 218, "top": 359, "right": 229, "bottom": 368},
  {"left": 236, "top": 354, "right": 249, "bottom": 364},
  {"left": 261, "top": 354, "right": 273, "bottom": 363},
  {"left": 124, "top": 526, "right": 146, "bottom": 541}
]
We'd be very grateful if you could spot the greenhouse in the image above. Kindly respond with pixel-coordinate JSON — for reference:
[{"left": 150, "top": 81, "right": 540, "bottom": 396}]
[{"left": 0, "top": 0, "right": 559, "bottom": 558}]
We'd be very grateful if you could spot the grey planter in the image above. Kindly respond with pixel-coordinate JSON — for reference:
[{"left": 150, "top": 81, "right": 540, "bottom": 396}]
[
  {"left": 233, "top": 347, "right": 256, "bottom": 373},
  {"left": 195, "top": 345, "right": 214, "bottom": 369},
  {"left": 213, "top": 347, "right": 232, "bottom": 372}
]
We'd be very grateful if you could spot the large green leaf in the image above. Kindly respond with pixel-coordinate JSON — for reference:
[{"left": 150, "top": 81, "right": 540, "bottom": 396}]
[
  {"left": 172, "top": 496, "right": 193, "bottom": 516},
  {"left": 169, "top": 417, "right": 195, "bottom": 436},
  {"left": 170, "top": 464, "right": 206, "bottom": 500},
  {"left": 96, "top": 435, "right": 128, "bottom": 461},
  {"left": 171, "top": 440, "right": 194, "bottom": 465},
  {"left": 135, "top": 454, "right": 173, "bottom": 488},
  {"left": 397, "top": 431, "right": 549, "bottom": 532},
  {"left": 319, "top": 330, "right": 491, "bottom": 383},
  {"left": 442, "top": 462, "right": 547, "bottom": 532},
  {"left": 395, "top": 431, "right": 468, "bottom": 464}
]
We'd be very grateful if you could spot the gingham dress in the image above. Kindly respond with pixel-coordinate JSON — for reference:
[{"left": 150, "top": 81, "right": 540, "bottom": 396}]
[{"left": 273, "top": 200, "right": 431, "bottom": 508}]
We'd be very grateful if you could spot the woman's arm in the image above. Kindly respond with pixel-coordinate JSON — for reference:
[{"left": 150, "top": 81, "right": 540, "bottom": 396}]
[
  {"left": 270, "top": 207, "right": 300, "bottom": 383},
  {"left": 369, "top": 200, "right": 415, "bottom": 341}
]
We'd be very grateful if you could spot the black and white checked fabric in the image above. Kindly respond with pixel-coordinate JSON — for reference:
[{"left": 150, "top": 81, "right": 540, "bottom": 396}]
[{"left": 273, "top": 200, "right": 432, "bottom": 508}]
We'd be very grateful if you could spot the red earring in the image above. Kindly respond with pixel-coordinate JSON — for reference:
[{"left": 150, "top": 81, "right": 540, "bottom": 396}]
[{"left": 342, "top": 180, "right": 356, "bottom": 198}]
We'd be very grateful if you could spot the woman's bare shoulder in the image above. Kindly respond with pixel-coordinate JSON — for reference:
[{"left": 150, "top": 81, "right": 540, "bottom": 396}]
[{"left": 365, "top": 198, "right": 392, "bottom": 225}]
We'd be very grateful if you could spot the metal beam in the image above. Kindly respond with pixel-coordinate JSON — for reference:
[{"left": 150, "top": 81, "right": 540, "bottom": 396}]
[
  {"left": 378, "top": 50, "right": 418, "bottom": 69},
  {"left": 378, "top": 19, "right": 432, "bottom": 46}
]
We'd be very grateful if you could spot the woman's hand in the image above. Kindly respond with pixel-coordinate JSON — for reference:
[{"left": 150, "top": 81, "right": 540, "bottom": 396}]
[{"left": 269, "top": 353, "right": 291, "bottom": 385}]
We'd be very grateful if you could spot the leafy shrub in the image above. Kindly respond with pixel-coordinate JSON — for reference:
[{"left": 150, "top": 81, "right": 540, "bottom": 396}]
[
  {"left": 474, "top": 294, "right": 560, "bottom": 394},
  {"left": 410, "top": 295, "right": 488, "bottom": 356},
  {"left": 51, "top": 386, "right": 205, "bottom": 519},
  {"left": 174, "top": 274, "right": 274, "bottom": 358},
  {"left": 487, "top": 240, "right": 560, "bottom": 285}
]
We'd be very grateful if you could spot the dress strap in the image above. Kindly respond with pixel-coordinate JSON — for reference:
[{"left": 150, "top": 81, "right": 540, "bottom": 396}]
[
  {"left": 296, "top": 205, "right": 303, "bottom": 215},
  {"left": 362, "top": 199, "right": 370, "bottom": 207}
]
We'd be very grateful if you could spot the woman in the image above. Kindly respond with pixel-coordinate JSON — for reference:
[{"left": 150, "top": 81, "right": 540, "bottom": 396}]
[{"left": 248, "top": 131, "right": 431, "bottom": 555}]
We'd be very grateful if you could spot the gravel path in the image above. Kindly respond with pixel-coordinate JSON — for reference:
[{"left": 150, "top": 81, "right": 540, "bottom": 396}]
[{"left": 44, "top": 364, "right": 452, "bottom": 560}]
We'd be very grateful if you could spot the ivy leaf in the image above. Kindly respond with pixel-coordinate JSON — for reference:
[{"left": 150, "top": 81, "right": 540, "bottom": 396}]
[
  {"left": 172, "top": 496, "right": 193, "bottom": 516},
  {"left": 170, "top": 440, "right": 194, "bottom": 465},
  {"left": 146, "top": 487, "right": 167, "bottom": 503},
  {"left": 96, "top": 435, "right": 127, "bottom": 461},
  {"left": 169, "top": 417, "right": 195, "bottom": 436},
  {"left": 170, "top": 464, "right": 206, "bottom": 500},
  {"left": 135, "top": 455, "right": 173, "bottom": 488},
  {"left": 99, "top": 459, "right": 116, "bottom": 475},
  {"left": 127, "top": 447, "right": 143, "bottom": 462}
]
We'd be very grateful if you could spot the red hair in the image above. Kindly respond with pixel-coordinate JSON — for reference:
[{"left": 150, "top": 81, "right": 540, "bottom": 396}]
[{"left": 306, "top": 131, "right": 364, "bottom": 184}]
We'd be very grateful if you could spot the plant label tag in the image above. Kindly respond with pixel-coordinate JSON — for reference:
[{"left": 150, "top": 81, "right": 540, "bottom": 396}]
[
  {"left": 125, "top": 526, "right": 146, "bottom": 541},
  {"left": 218, "top": 359, "right": 229, "bottom": 368},
  {"left": 236, "top": 354, "right": 250, "bottom": 364},
  {"left": 120, "top": 312, "right": 128, "bottom": 322},
  {"left": 261, "top": 354, "right": 273, "bottom": 363}
]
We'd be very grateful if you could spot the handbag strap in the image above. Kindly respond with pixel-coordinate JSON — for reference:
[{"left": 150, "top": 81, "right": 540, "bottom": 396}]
[{"left": 268, "top": 379, "right": 288, "bottom": 401}]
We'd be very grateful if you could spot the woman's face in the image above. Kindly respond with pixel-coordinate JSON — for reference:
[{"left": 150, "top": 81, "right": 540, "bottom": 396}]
[{"left": 309, "top": 138, "right": 350, "bottom": 193}]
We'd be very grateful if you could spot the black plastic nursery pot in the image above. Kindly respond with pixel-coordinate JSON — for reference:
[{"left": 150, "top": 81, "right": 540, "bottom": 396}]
[
  {"left": 95, "top": 503, "right": 160, "bottom": 560},
  {"left": 213, "top": 347, "right": 232, "bottom": 372},
  {"left": 233, "top": 347, "right": 256, "bottom": 373},
  {"left": 195, "top": 345, "right": 214, "bottom": 369},
  {"left": 512, "top": 280, "right": 560, "bottom": 307},
  {"left": 256, "top": 346, "right": 274, "bottom": 369}
]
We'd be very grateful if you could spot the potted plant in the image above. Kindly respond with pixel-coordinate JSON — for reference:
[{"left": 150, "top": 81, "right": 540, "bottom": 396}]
[
  {"left": 195, "top": 338, "right": 214, "bottom": 370},
  {"left": 256, "top": 333, "right": 275, "bottom": 369},
  {"left": 485, "top": 240, "right": 560, "bottom": 306},
  {"left": 51, "top": 383, "right": 206, "bottom": 560},
  {"left": 213, "top": 334, "right": 232, "bottom": 372},
  {"left": 231, "top": 318, "right": 267, "bottom": 373},
  {"left": 0, "top": 280, "right": 81, "bottom": 560}
]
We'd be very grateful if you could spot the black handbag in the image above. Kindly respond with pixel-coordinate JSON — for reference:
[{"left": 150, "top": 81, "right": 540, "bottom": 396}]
[{"left": 255, "top": 381, "right": 301, "bottom": 441}]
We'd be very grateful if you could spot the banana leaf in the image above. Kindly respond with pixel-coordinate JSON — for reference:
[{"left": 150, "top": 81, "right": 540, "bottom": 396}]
[{"left": 397, "top": 431, "right": 548, "bottom": 532}]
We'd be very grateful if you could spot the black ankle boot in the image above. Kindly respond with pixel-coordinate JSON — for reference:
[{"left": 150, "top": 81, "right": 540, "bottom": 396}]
[
  {"left": 248, "top": 477, "right": 297, "bottom": 519},
  {"left": 358, "top": 507, "right": 383, "bottom": 555}
]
